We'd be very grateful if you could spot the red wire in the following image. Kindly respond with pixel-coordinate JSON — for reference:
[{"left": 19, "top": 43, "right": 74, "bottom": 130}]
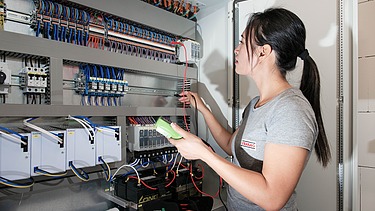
[
  {"left": 194, "top": 163, "right": 204, "bottom": 180},
  {"left": 165, "top": 170, "right": 176, "bottom": 188},
  {"left": 127, "top": 170, "right": 177, "bottom": 191},
  {"left": 171, "top": 41, "right": 189, "bottom": 132},
  {"left": 189, "top": 164, "right": 222, "bottom": 199},
  {"left": 128, "top": 176, "right": 157, "bottom": 191},
  {"left": 171, "top": 41, "right": 223, "bottom": 199}
]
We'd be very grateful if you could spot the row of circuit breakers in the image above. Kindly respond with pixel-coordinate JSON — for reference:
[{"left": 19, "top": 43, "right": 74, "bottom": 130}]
[{"left": 0, "top": 117, "right": 121, "bottom": 184}]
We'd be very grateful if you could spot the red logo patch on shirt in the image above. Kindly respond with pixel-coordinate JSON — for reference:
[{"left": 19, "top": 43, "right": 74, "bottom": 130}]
[{"left": 241, "top": 139, "right": 256, "bottom": 150}]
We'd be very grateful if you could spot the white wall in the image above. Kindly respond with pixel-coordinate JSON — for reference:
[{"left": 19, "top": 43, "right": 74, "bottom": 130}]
[{"left": 197, "top": 0, "right": 338, "bottom": 210}]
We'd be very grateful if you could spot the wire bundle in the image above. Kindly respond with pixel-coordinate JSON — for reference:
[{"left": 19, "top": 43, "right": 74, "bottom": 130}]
[
  {"left": 127, "top": 116, "right": 161, "bottom": 126},
  {"left": 34, "top": 0, "right": 90, "bottom": 45},
  {"left": 32, "top": 0, "right": 179, "bottom": 64},
  {"left": 141, "top": 0, "right": 200, "bottom": 21}
]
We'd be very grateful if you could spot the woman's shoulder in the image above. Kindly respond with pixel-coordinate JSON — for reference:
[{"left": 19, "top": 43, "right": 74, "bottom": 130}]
[{"left": 276, "top": 88, "right": 311, "bottom": 107}]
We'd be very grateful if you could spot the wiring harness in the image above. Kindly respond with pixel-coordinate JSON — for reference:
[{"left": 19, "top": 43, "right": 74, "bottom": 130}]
[
  {"left": 141, "top": 0, "right": 200, "bottom": 21},
  {"left": 31, "top": 0, "right": 180, "bottom": 64}
]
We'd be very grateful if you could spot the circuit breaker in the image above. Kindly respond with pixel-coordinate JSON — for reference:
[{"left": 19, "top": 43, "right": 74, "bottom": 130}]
[{"left": 19, "top": 66, "right": 47, "bottom": 94}]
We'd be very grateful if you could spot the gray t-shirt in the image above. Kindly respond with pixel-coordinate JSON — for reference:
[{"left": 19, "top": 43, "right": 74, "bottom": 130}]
[{"left": 227, "top": 88, "right": 318, "bottom": 211}]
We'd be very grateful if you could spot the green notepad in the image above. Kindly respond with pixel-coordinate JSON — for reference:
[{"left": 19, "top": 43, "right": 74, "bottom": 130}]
[{"left": 155, "top": 117, "right": 182, "bottom": 140}]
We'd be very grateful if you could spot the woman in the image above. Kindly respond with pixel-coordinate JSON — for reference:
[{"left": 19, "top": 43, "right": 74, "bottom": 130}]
[{"left": 169, "top": 8, "right": 331, "bottom": 210}]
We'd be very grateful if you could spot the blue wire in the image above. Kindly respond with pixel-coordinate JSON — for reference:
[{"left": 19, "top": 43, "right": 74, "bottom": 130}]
[
  {"left": 69, "top": 161, "right": 89, "bottom": 181},
  {"left": 110, "top": 162, "right": 150, "bottom": 182},
  {"left": 111, "top": 67, "right": 116, "bottom": 80},
  {"left": 60, "top": 26, "right": 65, "bottom": 41},
  {"left": 77, "top": 30, "right": 81, "bottom": 45},
  {"left": 116, "top": 69, "right": 122, "bottom": 80},
  {"left": 114, "top": 97, "right": 117, "bottom": 106},
  {"left": 73, "top": 28, "right": 76, "bottom": 44},
  {"left": 72, "top": 116, "right": 95, "bottom": 127},
  {"left": 92, "top": 65, "right": 98, "bottom": 78},
  {"left": 125, "top": 23, "right": 129, "bottom": 34},
  {"left": 99, "top": 66, "right": 104, "bottom": 78},
  {"left": 68, "top": 28, "right": 72, "bottom": 43},
  {"left": 0, "top": 176, "right": 34, "bottom": 188},
  {"left": 0, "top": 126, "right": 26, "bottom": 139},
  {"left": 107, "top": 18, "right": 113, "bottom": 30},
  {"left": 115, "top": 20, "right": 118, "bottom": 32},
  {"left": 136, "top": 27, "right": 142, "bottom": 37},
  {"left": 106, "top": 67, "right": 111, "bottom": 79},
  {"left": 53, "top": 24, "right": 58, "bottom": 40},
  {"left": 36, "top": 20, "right": 41, "bottom": 37},
  {"left": 85, "top": 12, "right": 90, "bottom": 26},
  {"left": 99, "top": 157, "right": 110, "bottom": 179},
  {"left": 85, "top": 31, "right": 89, "bottom": 46},
  {"left": 120, "top": 22, "right": 124, "bottom": 33},
  {"left": 88, "top": 95, "right": 91, "bottom": 105},
  {"left": 40, "top": 0, "right": 45, "bottom": 15},
  {"left": 46, "top": 22, "right": 50, "bottom": 39},
  {"left": 107, "top": 97, "right": 111, "bottom": 106},
  {"left": 121, "top": 69, "right": 125, "bottom": 80}
]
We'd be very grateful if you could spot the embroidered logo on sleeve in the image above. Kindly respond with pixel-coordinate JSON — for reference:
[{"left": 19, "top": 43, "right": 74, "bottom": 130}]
[{"left": 241, "top": 139, "right": 256, "bottom": 151}]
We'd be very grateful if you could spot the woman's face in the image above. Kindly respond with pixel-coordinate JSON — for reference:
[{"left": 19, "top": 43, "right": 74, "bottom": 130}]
[{"left": 234, "top": 33, "right": 260, "bottom": 76}]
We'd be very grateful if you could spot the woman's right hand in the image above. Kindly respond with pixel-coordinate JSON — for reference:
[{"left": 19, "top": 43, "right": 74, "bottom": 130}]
[{"left": 178, "top": 91, "right": 207, "bottom": 112}]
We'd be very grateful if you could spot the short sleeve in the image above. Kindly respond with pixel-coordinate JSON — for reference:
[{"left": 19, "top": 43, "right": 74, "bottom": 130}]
[{"left": 266, "top": 95, "right": 317, "bottom": 151}]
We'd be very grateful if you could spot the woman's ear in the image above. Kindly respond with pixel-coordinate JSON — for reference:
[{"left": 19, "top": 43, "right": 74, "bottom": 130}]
[{"left": 260, "top": 44, "right": 272, "bottom": 57}]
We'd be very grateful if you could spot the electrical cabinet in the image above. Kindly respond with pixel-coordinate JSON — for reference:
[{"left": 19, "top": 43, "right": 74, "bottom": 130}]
[{"left": 0, "top": 0, "right": 198, "bottom": 210}]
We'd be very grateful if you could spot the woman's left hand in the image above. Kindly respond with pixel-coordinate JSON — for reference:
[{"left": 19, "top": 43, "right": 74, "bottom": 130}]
[{"left": 168, "top": 123, "right": 213, "bottom": 160}]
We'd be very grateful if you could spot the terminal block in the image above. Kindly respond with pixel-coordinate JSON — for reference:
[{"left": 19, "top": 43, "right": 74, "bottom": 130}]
[
  {"left": 177, "top": 40, "right": 200, "bottom": 64},
  {"left": 74, "top": 66, "right": 129, "bottom": 99}
]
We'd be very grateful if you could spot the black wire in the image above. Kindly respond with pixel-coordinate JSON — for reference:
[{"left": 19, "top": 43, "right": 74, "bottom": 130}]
[
  {"left": 39, "top": 94, "right": 42, "bottom": 104},
  {"left": 190, "top": 94, "right": 198, "bottom": 136},
  {"left": 26, "top": 94, "right": 29, "bottom": 104},
  {"left": 219, "top": 180, "right": 228, "bottom": 211},
  {"left": 31, "top": 94, "right": 36, "bottom": 104},
  {"left": 2, "top": 52, "right": 5, "bottom": 62},
  {"left": 29, "top": 57, "right": 33, "bottom": 67},
  {"left": 1, "top": 95, "right": 5, "bottom": 104}
]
